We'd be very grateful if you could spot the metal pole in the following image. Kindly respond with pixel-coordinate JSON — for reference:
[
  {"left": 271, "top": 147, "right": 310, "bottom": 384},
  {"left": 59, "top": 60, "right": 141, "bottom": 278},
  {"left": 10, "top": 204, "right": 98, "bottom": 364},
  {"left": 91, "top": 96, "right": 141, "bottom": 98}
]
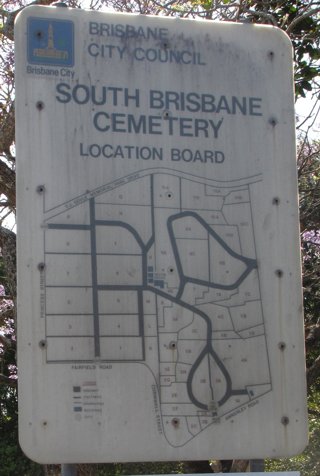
[
  {"left": 61, "top": 464, "right": 77, "bottom": 476},
  {"left": 250, "top": 459, "right": 265, "bottom": 472}
]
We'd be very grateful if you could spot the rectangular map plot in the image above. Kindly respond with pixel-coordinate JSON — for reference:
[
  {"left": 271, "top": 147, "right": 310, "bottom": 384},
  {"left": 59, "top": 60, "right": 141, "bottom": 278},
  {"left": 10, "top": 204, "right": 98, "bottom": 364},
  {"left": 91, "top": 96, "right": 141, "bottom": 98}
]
[
  {"left": 46, "top": 315, "right": 94, "bottom": 337},
  {"left": 46, "top": 287, "right": 93, "bottom": 315},
  {"left": 47, "top": 337, "right": 95, "bottom": 362}
]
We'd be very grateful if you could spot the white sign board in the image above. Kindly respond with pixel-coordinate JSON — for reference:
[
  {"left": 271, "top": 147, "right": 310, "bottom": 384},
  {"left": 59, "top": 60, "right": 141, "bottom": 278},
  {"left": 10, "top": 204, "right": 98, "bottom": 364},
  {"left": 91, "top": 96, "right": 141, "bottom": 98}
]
[{"left": 15, "top": 5, "right": 308, "bottom": 464}]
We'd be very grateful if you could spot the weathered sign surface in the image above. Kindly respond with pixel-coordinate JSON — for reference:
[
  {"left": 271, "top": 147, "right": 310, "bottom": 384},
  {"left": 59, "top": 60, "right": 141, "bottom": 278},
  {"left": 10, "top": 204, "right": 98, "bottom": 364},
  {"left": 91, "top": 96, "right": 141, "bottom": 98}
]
[{"left": 15, "top": 5, "right": 308, "bottom": 463}]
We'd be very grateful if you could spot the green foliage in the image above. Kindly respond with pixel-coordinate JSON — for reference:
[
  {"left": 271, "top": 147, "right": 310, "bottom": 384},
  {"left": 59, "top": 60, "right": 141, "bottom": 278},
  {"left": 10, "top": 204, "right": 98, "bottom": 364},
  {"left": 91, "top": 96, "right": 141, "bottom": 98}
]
[
  {"left": 79, "top": 461, "right": 184, "bottom": 475},
  {"left": 188, "top": 0, "right": 320, "bottom": 98},
  {"left": 264, "top": 143, "right": 320, "bottom": 475},
  {"left": 0, "top": 437, "right": 44, "bottom": 476},
  {"left": 35, "top": 461, "right": 184, "bottom": 476},
  {"left": 0, "top": 385, "right": 44, "bottom": 476},
  {"left": 299, "top": 147, "right": 320, "bottom": 326},
  {"left": 266, "top": 394, "right": 320, "bottom": 476}
]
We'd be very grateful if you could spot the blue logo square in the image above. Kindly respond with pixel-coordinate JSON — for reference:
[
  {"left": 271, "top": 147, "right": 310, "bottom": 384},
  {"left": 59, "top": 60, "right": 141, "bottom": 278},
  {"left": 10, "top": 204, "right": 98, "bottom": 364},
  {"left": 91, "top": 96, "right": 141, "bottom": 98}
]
[{"left": 27, "top": 17, "right": 74, "bottom": 67}]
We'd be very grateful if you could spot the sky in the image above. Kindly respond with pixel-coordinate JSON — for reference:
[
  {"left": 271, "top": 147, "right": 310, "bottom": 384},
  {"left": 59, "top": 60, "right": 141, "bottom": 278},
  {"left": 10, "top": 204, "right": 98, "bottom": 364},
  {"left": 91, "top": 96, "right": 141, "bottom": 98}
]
[{"left": 296, "top": 95, "right": 320, "bottom": 140}]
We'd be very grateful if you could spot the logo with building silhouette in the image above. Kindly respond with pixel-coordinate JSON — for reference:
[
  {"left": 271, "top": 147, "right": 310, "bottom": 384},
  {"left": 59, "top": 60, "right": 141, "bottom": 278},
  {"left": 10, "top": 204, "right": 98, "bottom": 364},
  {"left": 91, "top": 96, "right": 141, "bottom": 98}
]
[{"left": 28, "top": 17, "right": 74, "bottom": 67}]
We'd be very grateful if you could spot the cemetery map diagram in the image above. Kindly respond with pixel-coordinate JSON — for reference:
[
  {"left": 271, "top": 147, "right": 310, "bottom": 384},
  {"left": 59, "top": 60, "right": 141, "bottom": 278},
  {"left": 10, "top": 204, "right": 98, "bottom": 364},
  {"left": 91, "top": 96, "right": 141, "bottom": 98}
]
[{"left": 41, "top": 167, "right": 272, "bottom": 446}]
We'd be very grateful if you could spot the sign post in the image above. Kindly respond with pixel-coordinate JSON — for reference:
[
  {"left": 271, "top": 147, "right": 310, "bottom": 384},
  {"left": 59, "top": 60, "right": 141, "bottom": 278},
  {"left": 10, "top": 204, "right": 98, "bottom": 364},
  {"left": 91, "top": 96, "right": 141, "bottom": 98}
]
[
  {"left": 15, "top": 5, "right": 308, "bottom": 464},
  {"left": 250, "top": 461, "right": 265, "bottom": 472},
  {"left": 61, "top": 464, "right": 77, "bottom": 476}
]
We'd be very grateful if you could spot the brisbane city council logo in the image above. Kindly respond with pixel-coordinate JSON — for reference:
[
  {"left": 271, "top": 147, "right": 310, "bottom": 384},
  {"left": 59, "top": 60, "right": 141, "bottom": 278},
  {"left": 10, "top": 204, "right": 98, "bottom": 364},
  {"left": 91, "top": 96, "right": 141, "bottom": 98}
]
[{"left": 27, "top": 17, "right": 74, "bottom": 67}]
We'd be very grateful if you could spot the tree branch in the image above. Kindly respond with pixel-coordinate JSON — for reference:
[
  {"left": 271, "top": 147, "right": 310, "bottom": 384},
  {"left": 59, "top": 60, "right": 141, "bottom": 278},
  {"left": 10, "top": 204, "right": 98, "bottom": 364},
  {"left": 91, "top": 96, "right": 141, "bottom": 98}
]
[
  {"left": 0, "top": 226, "right": 16, "bottom": 298},
  {"left": 0, "top": 333, "right": 11, "bottom": 348},
  {"left": 306, "top": 325, "right": 320, "bottom": 350},
  {"left": 0, "top": 102, "right": 15, "bottom": 158},
  {"left": 0, "top": 159, "right": 15, "bottom": 208},
  {"left": 0, "top": 373, "right": 17, "bottom": 387},
  {"left": 242, "top": 8, "right": 277, "bottom": 25},
  {"left": 0, "top": 0, "right": 53, "bottom": 41},
  {"left": 307, "top": 354, "right": 320, "bottom": 390},
  {"left": 286, "top": 7, "right": 320, "bottom": 34}
]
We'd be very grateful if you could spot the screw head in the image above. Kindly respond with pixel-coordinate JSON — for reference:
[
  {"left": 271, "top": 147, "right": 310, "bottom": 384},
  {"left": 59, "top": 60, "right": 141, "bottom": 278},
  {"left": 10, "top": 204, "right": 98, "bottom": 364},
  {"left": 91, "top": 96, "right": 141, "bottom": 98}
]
[
  {"left": 278, "top": 342, "right": 286, "bottom": 351},
  {"left": 171, "top": 417, "right": 180, "bottom": 428},
  {"left": 36, "top": 101, "right": 44, "bottom": 111},
  {"left": 39, "top": 340, "right": 47, "bottom": 349}
]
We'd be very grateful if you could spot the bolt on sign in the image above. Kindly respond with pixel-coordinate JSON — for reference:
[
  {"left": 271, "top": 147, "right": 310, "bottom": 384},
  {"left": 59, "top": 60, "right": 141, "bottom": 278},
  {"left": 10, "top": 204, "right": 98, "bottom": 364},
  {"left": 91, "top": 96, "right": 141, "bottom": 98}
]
[{"left": 15, "top": 5, "right": 308, "bottom": 464}]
